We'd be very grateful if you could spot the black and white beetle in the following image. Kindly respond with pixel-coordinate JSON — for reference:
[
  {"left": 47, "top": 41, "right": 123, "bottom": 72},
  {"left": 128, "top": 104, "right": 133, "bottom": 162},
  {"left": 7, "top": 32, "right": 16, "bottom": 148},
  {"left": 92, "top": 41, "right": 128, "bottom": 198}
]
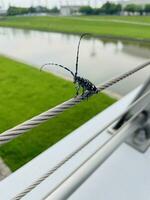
[{"left": 41, "top": 33, "right": 99, "bottom": 98}]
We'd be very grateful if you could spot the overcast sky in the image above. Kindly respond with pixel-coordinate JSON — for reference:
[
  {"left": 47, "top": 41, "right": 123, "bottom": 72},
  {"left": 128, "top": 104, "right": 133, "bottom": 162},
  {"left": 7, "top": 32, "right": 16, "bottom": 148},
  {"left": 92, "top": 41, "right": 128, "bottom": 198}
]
[{"left": 0, "top": 0, "right": 126, "bottom": 9}]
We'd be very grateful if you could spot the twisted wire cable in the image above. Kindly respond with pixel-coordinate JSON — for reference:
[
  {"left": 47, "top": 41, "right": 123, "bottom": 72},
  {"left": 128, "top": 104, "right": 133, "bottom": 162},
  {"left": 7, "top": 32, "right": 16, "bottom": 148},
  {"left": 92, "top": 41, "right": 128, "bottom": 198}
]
[
  {"left": 1, "top": 61, "right": 149, "bottom": 146},
  {"left": 0, "top": 97, "right": 82, "bottom": 145},
  {"left": 11, "top": 61, "right": 150, "bottom": 200},
  {"left": 0, "top": 61, "right": 150, "bottom": 145}
]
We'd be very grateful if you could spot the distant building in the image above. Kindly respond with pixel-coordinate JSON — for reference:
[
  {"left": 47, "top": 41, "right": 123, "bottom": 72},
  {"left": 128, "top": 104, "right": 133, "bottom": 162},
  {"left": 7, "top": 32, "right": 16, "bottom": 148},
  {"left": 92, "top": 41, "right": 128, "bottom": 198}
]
[
  {"left": 60, "top": 5, "right": 82, "bottom": 16},
  {"left": 0, "top": 6, "right": 6, "bottom": 15}
]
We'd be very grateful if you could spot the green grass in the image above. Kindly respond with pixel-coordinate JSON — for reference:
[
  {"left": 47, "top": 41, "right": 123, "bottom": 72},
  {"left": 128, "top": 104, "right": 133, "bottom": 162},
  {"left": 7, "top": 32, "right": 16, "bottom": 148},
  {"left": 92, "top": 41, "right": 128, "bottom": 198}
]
[
  {"left": 0, "top": 56, "right": 115, "bottom": 171},
  {"left": 0, "top": 16, "right": 150, "bottom": 40}
]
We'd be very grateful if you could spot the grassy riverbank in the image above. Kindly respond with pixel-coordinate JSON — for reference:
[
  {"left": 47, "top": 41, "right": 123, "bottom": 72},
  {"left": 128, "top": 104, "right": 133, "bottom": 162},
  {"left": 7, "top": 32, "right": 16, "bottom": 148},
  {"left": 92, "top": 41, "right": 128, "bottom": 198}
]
[
  {"left": 0, "top": 56, "right": 115, "bottom": 171},
  {"left": 0, "top": 16, "right": 150, "bottom": 40}
]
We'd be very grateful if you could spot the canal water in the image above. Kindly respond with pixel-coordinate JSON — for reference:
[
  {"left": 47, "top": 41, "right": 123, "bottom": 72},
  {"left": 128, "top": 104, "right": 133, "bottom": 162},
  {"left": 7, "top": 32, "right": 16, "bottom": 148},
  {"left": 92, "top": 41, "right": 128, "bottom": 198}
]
[{"left": 0, "top": 27, "right": 150, "bottom": 96}]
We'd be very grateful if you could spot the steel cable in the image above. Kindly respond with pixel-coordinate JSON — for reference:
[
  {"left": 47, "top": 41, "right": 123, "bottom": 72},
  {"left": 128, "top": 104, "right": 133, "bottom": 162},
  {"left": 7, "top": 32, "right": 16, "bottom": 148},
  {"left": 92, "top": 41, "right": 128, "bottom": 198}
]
[{"left": 1, "top": 61, "right": 150, "bottom": 145}]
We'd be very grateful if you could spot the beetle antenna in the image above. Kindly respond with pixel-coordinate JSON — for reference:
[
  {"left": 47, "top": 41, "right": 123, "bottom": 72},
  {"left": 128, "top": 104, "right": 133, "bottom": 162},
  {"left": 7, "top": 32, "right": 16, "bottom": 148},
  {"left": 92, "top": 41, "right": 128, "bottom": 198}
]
[
  {"left": 40, "top": 62, "right": 75, "bottom": 77},
  {"left": 75, "top": 33, "right": 91, "bottom": 78}
]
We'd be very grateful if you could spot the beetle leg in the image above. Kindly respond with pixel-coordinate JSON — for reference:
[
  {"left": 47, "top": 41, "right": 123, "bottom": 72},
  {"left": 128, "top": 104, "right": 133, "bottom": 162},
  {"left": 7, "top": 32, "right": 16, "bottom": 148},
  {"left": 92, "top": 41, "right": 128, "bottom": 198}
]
[
  {"left": 82, "top": 90, "right": 92, "bottom": 100},
  {"left": 75, "top": 83, "right": 80, "bottom": 96},
  {"left": 81, "top": 87, "right": 85, "bottom": 96}
]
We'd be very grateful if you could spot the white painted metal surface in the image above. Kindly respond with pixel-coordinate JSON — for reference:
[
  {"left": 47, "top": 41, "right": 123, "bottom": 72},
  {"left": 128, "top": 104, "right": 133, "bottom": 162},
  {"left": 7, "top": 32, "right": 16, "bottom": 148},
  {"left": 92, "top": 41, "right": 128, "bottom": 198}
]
[{"left": 0, "top": 87, "right": 150, "bottom": 200}]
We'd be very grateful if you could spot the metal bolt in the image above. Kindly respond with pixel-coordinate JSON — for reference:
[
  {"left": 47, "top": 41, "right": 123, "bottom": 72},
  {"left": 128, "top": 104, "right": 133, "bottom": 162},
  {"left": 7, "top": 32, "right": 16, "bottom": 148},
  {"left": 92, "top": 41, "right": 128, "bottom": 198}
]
[{"left": 133, "top": 129, "right": 147, "bottom": 146}]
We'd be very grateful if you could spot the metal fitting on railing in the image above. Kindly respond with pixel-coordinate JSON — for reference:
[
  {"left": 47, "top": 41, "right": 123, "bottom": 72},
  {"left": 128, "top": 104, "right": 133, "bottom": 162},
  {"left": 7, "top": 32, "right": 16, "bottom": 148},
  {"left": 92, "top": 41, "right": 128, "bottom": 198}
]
[{"left": 108, "top": 77, "right": 150, "bottom": 153}]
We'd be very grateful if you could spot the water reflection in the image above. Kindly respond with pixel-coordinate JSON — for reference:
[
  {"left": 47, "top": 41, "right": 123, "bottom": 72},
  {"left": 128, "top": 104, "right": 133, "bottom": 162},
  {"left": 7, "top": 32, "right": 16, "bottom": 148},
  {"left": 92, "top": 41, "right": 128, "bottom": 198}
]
[{"left": 0, "top": 27, "right": 149, "bottom": 96}]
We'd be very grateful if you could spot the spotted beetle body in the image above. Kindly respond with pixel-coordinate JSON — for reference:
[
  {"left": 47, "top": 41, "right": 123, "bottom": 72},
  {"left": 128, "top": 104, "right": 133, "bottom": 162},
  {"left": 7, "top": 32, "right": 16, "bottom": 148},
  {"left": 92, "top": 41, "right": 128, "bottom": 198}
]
[{"left": 74, "top": 76, "right": 98, "bottom": 96}]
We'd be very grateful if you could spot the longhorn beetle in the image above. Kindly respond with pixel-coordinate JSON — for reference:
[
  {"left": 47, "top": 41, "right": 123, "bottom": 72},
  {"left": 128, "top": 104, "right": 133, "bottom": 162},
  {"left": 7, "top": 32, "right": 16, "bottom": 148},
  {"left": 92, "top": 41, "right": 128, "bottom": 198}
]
[{"left": 41, "top": 33, "right": 99, "bottom": 98}]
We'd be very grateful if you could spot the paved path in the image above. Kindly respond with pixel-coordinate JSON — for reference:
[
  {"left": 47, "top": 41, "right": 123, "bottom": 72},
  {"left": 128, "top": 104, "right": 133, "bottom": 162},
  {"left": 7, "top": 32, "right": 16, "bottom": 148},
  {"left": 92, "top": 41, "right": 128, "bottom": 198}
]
[
  {"left": 70, "top": 17, "right": 150, "bottom": 27},
  {"left": 0, "top": 157, "right": 11, "bottom": 181}
]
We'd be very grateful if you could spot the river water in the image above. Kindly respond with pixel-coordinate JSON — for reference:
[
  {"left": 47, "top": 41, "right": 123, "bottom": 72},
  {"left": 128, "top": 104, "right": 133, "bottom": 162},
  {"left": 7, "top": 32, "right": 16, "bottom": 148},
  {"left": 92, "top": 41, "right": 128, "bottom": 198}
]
[{"left": 0, "top": 27, "right": 150, "bottom": 96}]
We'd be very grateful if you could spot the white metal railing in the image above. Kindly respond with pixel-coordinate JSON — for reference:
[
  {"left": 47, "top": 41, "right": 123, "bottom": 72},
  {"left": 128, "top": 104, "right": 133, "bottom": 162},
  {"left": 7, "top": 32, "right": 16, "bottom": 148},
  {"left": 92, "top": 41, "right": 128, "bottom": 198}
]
[
  {"left": 0, "top": 85, "right": 150, "bottom": 200},
  {"left": 45, "top": 90, "right": 150, "bottom": 200},
  {"left": 0, "top": 86, "right": 141, "bottom": 200}
]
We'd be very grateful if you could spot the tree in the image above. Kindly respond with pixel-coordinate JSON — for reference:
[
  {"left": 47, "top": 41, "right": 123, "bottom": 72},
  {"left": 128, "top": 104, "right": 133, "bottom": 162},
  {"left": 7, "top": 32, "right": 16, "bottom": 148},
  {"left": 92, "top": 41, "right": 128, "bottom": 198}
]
[
  {"left": 7, "top": 6, "right": 29, "bottom": 16},
  {"left": 115, "top": 4, "right": 122, "bottom": 14},
  {"left": 79, "top": 6, "right": 93, "bottom": 15},
  {"left": 48, "top": 7, "right": 60, "bottom": 14},
  {"left": 28, "top": 7, "right": 36, "bottom": 13},
  {"left": 124, "top": 4, "right": 137, "bottom": 15},
  {"left": 92, "top": 8, "right": 101, "bottom": 15},
  {"left": 144, "top": 4, "right": 150, "bottom": 14},
  {"left": 100, "top": 2, "right": 122, "bottom": 15},
  {"left": 135, "top": 5, "right": 143, "bottom": 15}
]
